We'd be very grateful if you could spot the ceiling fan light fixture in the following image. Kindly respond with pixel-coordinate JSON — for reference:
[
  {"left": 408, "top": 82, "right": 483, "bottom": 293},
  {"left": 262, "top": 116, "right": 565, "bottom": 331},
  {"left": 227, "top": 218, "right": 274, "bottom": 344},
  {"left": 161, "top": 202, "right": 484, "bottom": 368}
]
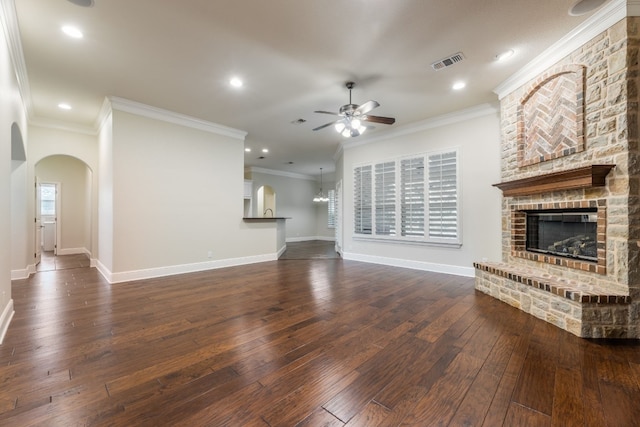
[{"left": 313, "top": 81, "right": 395, "bottom": 136}]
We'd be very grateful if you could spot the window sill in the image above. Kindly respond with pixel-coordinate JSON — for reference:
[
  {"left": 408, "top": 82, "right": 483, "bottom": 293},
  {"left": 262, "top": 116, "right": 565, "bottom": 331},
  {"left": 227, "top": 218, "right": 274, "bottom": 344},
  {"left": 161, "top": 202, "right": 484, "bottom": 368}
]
[{"left": 352, "top": 236, "right": 462, "bottom": 249}]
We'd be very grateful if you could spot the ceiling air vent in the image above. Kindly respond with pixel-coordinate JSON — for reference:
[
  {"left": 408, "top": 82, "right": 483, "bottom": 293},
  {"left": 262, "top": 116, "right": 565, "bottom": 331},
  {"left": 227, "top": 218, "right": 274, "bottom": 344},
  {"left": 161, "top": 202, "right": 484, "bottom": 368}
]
[{"left": 431, "top": 52, "right": 465, "bottom": 71}]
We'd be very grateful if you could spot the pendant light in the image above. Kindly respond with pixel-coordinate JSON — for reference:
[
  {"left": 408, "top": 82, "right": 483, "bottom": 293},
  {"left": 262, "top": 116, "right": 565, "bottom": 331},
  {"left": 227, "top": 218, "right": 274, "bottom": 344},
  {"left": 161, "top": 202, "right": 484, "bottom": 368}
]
[{"left": 313, "top": 168, "right": 329, "bottom": 202}]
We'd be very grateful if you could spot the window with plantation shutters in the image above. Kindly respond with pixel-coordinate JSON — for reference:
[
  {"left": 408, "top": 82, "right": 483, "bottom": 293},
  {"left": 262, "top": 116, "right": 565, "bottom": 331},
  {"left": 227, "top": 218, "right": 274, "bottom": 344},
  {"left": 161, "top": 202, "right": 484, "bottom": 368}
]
[
  {"left": 354, "top": 165, "right": 372, "bottom": 234},
  {"left": 428, "top": 151, "right": 458, "bottom": 240},
  {"left": 400, "top": 157, "right": 425, "bottom": 237},
  {"left": 328, "top": 189, "right": 336, "bottom": 228},
  {"left": 375, "top": 162, "right": 396, "bottom": 236},
  {"left": 353, "top": 149, "right": 460, "bottom": 246}
]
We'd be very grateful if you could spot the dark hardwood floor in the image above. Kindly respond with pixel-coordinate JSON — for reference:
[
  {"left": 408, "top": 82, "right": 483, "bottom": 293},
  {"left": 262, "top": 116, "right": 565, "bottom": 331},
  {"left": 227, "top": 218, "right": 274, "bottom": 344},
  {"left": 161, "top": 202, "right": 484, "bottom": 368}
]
[
  {"left": 1, "top": 251, "right": 640, "bottom": 426},
  {"left": 36, "top": 251, "right": 90, "bottom": 272},
  {"left": 279, "top": 240, "right": 340, "bottom": 259}
]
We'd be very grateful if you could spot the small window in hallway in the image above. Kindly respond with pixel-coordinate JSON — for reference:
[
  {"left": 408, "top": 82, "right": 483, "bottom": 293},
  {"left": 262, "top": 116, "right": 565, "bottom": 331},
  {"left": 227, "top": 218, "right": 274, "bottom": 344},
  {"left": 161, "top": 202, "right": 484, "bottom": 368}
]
[{"left": 40, "top": 183, "right": 56, "bottom": 216}]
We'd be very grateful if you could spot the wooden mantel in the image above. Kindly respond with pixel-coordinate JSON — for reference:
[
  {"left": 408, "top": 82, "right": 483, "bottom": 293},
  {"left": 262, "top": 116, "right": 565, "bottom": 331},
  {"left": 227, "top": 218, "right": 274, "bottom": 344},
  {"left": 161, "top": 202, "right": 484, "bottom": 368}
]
[{"left": 493, "top": 164, "right": 615, "bottom": 197}]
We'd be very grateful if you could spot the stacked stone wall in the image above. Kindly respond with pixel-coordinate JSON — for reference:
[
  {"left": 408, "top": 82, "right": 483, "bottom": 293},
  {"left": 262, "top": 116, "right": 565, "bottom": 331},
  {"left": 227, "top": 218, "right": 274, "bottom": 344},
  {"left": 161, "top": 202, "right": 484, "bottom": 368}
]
[
  {"left": 476, "top": 18, "right": 640, "bottom": 338},
  {"left": 499, "top": 18, "right": 633, "bottom": 292}
]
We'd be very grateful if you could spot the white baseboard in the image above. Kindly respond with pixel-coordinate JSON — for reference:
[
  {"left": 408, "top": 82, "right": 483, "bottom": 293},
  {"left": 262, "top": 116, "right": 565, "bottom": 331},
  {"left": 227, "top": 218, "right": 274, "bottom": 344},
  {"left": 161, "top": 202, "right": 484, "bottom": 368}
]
[
  {"left": 0, "top": 300, "right": 15, "bottom": 344},
  {"left": 277, "top": 244, "right": 287, "bottom": 258},
  {"left": 342, "top": 252, "right": 475, "bottom": 278},
  {"left": 57, "top": 247, "right": 90, "bottom": 256},
  {"left": 96, "top": 253, "right": 279, "bottom": 284},
  {"left": 286, "top": 236, "right": 336, "bottom": 243},
  {"left": 11, "top": 267, "right": 30, "bottom": 280},
  {"left": 11, "top": 248, "right": 92, "bottom": 280}
]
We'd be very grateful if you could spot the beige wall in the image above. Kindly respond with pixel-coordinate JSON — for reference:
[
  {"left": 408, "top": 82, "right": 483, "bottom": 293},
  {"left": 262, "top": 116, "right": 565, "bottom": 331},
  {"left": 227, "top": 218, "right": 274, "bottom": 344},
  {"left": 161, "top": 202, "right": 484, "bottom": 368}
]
[
  {"left": 339, "top": 105, "right": 502, "bottom": 276},
  {"left": 97, "top": 107, "right": 277, "bottom": 281},
  {"left": 2, "top": 7, "right": 29, "bottom": 340}
]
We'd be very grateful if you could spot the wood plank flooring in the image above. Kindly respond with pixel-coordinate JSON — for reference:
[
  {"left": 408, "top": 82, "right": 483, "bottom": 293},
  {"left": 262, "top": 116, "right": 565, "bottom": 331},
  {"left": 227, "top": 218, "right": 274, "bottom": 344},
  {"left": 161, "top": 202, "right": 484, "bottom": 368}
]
[
  {"left": 1, "top": 252, "right": 640, "bottom": 426},
  {"left": 279, "top": 240, "right": 340, "bottom": 260}
]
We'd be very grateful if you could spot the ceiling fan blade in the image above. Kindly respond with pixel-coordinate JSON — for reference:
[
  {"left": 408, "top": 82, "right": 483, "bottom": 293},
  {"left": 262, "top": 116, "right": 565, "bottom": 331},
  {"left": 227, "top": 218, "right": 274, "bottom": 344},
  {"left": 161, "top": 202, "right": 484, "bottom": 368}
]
[
  {"left": 312, "top": 120, "right": 339, "bottom": 131},
  {"left": 362, "top": 115, "right": 396, "bottom": 125},
  {"left": 355, "top": 100, "right": 380, "bottom": 115},
  {"left": 314, "top": 110, "right": 340, "bottom": 116}
]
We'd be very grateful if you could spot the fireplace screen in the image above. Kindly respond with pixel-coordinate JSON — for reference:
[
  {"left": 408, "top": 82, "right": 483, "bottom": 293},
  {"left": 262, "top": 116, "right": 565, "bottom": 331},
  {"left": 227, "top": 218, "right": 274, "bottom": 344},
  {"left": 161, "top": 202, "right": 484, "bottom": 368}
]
[{"left": 526, "top": 209, "right": 597, "bottom": 262}]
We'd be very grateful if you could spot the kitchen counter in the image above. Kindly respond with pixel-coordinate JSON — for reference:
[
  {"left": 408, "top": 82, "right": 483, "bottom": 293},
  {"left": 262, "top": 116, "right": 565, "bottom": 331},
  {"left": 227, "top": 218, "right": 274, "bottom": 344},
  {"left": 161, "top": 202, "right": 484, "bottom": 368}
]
[{"left": 242, "top": 217, "right": 290, "bottom": 221}]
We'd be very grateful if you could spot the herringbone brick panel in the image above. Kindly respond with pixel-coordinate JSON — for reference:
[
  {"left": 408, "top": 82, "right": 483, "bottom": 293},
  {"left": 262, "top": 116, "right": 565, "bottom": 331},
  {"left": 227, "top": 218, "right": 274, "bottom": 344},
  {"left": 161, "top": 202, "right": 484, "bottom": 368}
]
[{"left": 522, "top": 74, "right": 580, "bottom": 165}]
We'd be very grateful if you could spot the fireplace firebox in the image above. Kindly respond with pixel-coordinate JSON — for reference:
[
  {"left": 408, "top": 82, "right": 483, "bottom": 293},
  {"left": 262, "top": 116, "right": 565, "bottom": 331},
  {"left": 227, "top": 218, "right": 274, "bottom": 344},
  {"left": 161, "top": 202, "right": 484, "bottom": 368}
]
[{"left": 526, "top": 209, "right": 598, "bottom": 262}]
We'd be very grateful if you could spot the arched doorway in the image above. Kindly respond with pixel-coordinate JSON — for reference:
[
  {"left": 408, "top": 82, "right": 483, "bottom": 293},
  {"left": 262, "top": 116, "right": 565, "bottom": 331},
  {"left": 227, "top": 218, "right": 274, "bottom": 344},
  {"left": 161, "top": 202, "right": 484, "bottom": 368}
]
[{"left": 34, "top": 155, "right": 93, "bottom": 269}]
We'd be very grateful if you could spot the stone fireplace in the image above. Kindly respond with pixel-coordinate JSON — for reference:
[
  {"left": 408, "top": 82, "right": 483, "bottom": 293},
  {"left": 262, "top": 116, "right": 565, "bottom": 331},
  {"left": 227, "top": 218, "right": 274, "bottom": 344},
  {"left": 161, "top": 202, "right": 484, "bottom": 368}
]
[{"left": 474, "top": 18, "right": 640, "bottom": 338}]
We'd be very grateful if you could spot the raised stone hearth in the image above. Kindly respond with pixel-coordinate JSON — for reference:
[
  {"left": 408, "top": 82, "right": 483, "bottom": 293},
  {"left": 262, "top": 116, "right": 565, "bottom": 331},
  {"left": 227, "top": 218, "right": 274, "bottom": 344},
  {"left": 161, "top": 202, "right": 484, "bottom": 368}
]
[
  {"left": 475, "top": 18, "right": 640, "bottom": 338},
  {"left": 474, "top": 262, "right": 632, "bottom": 338}
]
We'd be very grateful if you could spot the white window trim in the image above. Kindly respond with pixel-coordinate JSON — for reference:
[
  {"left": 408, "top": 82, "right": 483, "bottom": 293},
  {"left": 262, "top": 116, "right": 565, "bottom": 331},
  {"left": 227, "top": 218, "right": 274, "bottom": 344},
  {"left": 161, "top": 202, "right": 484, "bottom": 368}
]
[{"left": 352, "top": 148, "right": 462, "bottom": 248}]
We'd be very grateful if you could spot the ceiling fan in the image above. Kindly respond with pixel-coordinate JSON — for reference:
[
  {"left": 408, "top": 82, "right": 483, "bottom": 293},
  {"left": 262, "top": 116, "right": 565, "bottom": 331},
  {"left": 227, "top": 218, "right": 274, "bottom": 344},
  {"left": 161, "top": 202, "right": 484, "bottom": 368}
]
[{"left": 312, "top": 81, "right": 396, "bottom": 137}]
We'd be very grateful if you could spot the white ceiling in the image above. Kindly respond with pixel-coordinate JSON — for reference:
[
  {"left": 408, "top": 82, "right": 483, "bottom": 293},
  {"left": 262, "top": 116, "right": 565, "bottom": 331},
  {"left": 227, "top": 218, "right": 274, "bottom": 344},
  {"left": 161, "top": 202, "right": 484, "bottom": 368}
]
[{"left": 13, "top": 0, "right": 608, "bottom": 176}]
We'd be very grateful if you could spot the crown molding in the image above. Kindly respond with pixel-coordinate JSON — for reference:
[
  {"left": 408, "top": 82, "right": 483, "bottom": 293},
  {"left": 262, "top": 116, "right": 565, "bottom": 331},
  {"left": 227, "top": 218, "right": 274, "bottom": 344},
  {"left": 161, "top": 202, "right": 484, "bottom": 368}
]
[
  {"left": 29, "top": 117, "right": 97, "bottom": 136},
  {"left": 337, "top": 102, "right": 499, "bottom": 156},
  {"left": 247, "top": 166, "right": 316, "bottom": 181},
  {"left": 494, "top": 0, "right": 627, "bottom": 99},
  {"left": 95, "top": 96, "right": 112, "bottom": 133},
  {"left": 0, "top": 0, "right": 32, "bottom": 120},
  {"left": 629, "top": 0, "right": 640, "bottom": 14},
  {"left": 108, "top": 96, "right": 248, "bottom": 140}
]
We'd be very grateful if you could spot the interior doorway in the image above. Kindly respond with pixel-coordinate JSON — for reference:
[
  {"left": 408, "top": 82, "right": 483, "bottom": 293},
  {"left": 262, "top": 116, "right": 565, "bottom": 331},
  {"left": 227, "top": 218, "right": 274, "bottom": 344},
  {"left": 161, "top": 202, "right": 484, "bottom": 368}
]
[
  {"left": 257, "top": 185, "right": 276, "bottom": 217},
  {"left": 34, "top": 155, "right": 93, "bottom": 267}
]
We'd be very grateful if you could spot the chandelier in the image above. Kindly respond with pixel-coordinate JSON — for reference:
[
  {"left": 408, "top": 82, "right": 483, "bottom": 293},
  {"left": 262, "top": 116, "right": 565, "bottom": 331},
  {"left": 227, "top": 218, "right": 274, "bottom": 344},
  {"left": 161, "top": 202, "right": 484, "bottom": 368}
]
[{"left": 313, "top": 168, "right": 329, "bottom": 202}]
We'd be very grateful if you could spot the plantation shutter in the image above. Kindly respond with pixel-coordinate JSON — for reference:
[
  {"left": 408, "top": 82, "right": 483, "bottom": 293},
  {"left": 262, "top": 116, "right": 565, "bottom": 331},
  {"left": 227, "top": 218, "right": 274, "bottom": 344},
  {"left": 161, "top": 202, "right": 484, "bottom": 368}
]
[
  {"left": 375, "top": 161, "right": 396, "bottom": 236},
  {"left": 354, "top": 165, "right": 372, "bottom": 235},
  {"left": 428, "top": 151, "right": 458, "bottom": 239},
  {"left": 400, "top": 157, "right": 425, "bottom": 237},
  {"left": 327, "top": 189, "right": 336, "bottom": 227}
]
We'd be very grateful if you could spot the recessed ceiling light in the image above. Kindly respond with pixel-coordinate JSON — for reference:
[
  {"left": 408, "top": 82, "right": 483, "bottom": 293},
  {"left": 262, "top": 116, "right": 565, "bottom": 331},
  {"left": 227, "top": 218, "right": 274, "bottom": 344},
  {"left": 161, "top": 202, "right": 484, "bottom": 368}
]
[
  {"left": 262, "top": 148, "right": 269, "bottom": 153},
  {"left": 58, "top": 103, "right": 72, "bottom": 110},
  {"left": 452, "top": 81, "right": 466, "bottom": 91},
  {"left": 230, "top": 77, "right": 243, "bottom": 88},
  {"left": 245, "top": 148, "right": 251, "bottom": 152},
  {"left": 62, "top": 25, "right": 83, "bottom": 39},
  {"left": 495, "top": 49, "right": 515, "bottom": 62},
  {"left": 569, "top": 0, "right": 606, "bottom": 16}
]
